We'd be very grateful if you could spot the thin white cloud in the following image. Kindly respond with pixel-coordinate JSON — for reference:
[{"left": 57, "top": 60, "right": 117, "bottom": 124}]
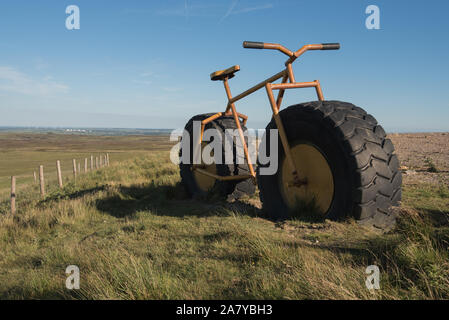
[
  {"left": 0, "top": 66, "right": 68, "bottom": 96},
  {"left": 220, "top": 1, "right": 273, "bottom": 23},
  {"left": 133, "top": 71, "right": 158, "bottom": 85},
  {"left": 162, "top": 87, "right": 182, "bottom": 92},
  {"left": 220, "top": 0, "right": 239, "bottom": 23},
  {"left": 140, "top": 72, "right": 154, "bottom": 77},
  {"left": 133, "top": 79, "right": 152, "bottom": 86},
  {"left": 155, "top": 1, "right": 273, "bottom": 21}
]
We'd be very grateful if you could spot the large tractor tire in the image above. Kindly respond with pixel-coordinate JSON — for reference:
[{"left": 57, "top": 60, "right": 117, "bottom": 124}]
[
  {"left": 180, "top": 113, "right": 255, "bottom": 199},
  {"left": 257, "top": 101, "right": 402, "bottom": 231}
]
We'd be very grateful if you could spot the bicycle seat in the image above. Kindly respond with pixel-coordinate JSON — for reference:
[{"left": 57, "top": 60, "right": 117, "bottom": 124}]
[{"left": 210, "top": 65, "right": 240, "bottom": 81}]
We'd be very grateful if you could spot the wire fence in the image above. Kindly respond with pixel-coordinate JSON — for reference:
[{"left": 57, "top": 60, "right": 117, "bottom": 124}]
[{"left": 6, "top": 153, "right": 110, "bottom": 215}]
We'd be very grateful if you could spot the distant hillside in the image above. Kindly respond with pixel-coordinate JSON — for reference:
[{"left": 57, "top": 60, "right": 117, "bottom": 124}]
[{"left": 0, "top": 127, "right": 174, "bottom": 136}]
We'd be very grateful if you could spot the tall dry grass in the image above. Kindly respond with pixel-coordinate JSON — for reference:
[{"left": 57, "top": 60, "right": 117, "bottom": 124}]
[{"left": 0, "top": 152, "right": 448, "bottom": 299}]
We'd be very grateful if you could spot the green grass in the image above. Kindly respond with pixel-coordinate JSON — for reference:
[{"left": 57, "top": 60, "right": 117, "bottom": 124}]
[
  {"left": 0, "top": 133, "right": 174, "bottom": 199},
  {"left": 0, "top": 146, "right": 448, "bottom": 299}
]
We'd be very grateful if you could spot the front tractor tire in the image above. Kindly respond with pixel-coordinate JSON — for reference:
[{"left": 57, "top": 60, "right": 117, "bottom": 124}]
[{"left": 257, "top": 101, "right": 402, "bottom": 231}]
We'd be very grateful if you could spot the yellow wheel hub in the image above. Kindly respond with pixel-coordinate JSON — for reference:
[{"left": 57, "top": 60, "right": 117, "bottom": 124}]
[
  {"left": 279, "top": 143, "right": 334, "bottom": 214},
  {"left": 193, "top": 142, "right": 217, "bottom": 192}
]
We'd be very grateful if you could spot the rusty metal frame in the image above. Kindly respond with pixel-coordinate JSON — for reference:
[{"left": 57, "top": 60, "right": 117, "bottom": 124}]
[{"left": 195, "top": 43, "right": 328, "bottom": 184}]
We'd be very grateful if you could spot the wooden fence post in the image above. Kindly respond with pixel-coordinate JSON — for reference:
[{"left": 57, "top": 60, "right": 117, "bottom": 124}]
[
  {"left": 11, "top": 176, "right": 16, "bottom": 215},
  {"left": 78, "top": 162, "right": 81, "bottom": 175},
  {"left": 96, "top": 157, "right": 99, "bottom": 170},
  {"left": 56, "top": 160, "right": 63, "bottom": 188},
  {"left": 84, "top": 158, "right": 88, "bottom": 173},
  {"left": 33, "top": 171, "right": 37, "bottom": 183},
  {"left": 90, "top": 155, "right": 94, "bottom": 171},
  {"left": 106, "top": 153, "right": 110, "bottom": 166},
  {"left": 39, "top": 165, "right": 45, "bottom": 197},
  {"left": 72, "top": 159, "right": 77, "bottom": 178},
  {"left": 100, "top": 155, "right": 103, "bottom": 168}
]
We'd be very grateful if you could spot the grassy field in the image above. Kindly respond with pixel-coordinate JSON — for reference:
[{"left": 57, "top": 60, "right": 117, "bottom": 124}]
[
  {"left": 0, "top": 133, "right": 448, "bottom": 299},
  {"left": 0, "top": 133, "right": 174, "bottom": 199}
]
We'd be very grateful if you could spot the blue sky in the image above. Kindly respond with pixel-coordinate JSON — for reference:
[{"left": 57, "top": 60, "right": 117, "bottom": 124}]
[{"left": 0, "top": 0, "right": 448, "bottom": 131}]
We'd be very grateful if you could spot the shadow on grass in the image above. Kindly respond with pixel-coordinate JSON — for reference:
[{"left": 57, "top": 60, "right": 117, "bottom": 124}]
[
  {"left": 39, "top": 185, "right": 106, "bottom": 204},
  {"left": 95, "top": 182, "right": 261, "bottom": 219},
  {"left": 416, "top": 207, "right": 449, "bottom": 227},
  {"left": 0, "top": 286, "right": 85, "bottom": 300},
  {"left": 286, "top": 197, "right": 327, "bottom": 224},
  {"left": 288, "top": 208, "right": 449, "bottom": 283},
  {"left": 94, "top": 182, "right": 336, "bottom": 224},
  {"left": 292, "top": 235, "right": 403, "bottom": 266}
]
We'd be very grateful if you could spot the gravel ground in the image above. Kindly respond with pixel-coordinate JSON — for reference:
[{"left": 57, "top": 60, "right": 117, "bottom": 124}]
[{"left": 389, "top": 132, "right": 449, "bottom": 187}]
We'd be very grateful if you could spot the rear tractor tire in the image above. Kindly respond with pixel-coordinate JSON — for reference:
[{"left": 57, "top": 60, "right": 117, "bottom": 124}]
[
  {"left": 257, "top": 101, "right": 402, "bottom": 231},
  {"left": 179, "top": 113, "right": 255, "bottom": 199}
]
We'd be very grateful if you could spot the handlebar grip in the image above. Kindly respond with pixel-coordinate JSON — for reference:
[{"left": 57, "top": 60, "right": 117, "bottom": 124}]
[
  {"left": 321, "top": 43, "right": 340, "bottom": 50},
  {"left": 243, "top": 41, "right": 264, "bottom": 49}
]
